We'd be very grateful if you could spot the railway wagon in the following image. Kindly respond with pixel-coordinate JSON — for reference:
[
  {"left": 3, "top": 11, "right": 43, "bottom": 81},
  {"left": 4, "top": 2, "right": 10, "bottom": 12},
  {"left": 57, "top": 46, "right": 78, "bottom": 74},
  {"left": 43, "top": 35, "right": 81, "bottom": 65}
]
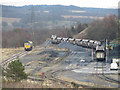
[
  {"left": 88, "top": 40, "right": 94, "bottom": 48},
  {"left": 24, "top": 41, "right": 33, "bottom": 51},
  {"left": 51, "top": 35, "right": 57, "bottom": 40},
  {"left": 62, "top": 38, "right": 68, "bottom": 42},
  {"left": 68, "top": 38, "right": 75, "bottom": 44},
  {"left": 51, "top": 39, "right": 58, "bottom": 44},
  {"left": 51, "top": 35, "right": 58, "bottom": 44},
  {"left": 96, "top": 45, "right": 105, "bottom": 61},
  {"left": 75, "top": 39, "right": 82, "bottom": 46},
  {"left": 93, "top": 41, "right": 101, "bottom": 48},
  {"left": 56, "top": 37, "right": 62, "bottom": 43},
  {"left": 82, "top": 39, "right": 89, "bottom": 47}
]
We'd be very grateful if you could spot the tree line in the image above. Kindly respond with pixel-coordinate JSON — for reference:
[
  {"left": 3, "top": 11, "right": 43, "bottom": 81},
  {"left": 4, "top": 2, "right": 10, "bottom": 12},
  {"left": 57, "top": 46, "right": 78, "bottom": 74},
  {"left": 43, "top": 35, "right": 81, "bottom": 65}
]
[
  {"left": 86, "top": 15, "right": 118, "bottom": 41},
  {"left": 2, "top": 29, "right": 51, "bottom": 48},
  {"left": 2, "top": 14, "right": 118, "bottom": 48}
]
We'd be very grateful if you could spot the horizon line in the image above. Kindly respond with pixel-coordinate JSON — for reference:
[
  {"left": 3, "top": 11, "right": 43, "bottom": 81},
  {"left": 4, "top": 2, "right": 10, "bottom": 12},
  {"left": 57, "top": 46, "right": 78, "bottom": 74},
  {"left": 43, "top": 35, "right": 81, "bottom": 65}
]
[{"left": 1, "top": 4, "right": 118, "bottom": 9}]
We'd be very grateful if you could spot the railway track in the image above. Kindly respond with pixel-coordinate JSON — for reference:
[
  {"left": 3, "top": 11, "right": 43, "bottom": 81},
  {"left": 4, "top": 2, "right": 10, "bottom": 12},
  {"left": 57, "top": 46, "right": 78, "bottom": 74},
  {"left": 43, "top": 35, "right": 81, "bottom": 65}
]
[
  {"left": 26, "top": 53, "right": 74, "bottom": 87},
  {"left": 95, "top": 62, "right": 120, "bottom": 85},
  {"left": 28, "top": 43, "right": 119, "bottom": 88},
  {"left": 97, "top": 74, "right": 120, "bottom": 84},
  {"left": 27, "top": 49, "right": 90, "bottom": 88},
  {"left": 1, "top": 46, "right": 78, "bottom": 87},
  {"left": 1, "top": 51, "right": 26, "bottom": 68},
  {"left": 28, "top": 68, "right": 90, "bottom": 88},
  {"left": 18, "top": 59, "right": 119, "bottom": 88},
  {"left": 46, "top": 65, "right": 92, "bottom": 88},
  {"left": 2, "top": 42, "right": 118, "bottom": 88},
  {"left": 45, "top": 49, "right": 92, "bottom": 88},
  {"left": 1, "top": 47, "right": 38, "bottom": 69}
]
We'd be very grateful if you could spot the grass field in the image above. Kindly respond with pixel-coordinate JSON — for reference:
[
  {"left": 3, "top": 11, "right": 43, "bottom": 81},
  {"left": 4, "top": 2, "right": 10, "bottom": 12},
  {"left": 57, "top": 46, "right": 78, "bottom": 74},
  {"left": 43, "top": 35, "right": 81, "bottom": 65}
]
[
  {"left": 61, "top": 15, "right": 104, "bottom": 20},
  {"left": 2, "top": 17, "right": 21, "bottom": 26},
  {"left": 2, "top": 47, "right": 24, "bottom": 61}
]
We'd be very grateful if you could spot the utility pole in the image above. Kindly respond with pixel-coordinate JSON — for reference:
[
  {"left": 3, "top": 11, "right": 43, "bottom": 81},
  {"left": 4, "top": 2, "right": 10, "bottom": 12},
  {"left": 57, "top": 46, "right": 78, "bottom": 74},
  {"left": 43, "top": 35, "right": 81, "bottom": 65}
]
[
  {"left": 92, "top": 47, "right": 94, "bottom": 61},
  {"left": 90, "top": 47, "right": 94, "bottom": 68},
  {"left": 42, "top": 72, "right": 44, "bottom": 88},
  {"left": 105, "top": 39, "right": 107, "bottom": 63},
  {"left": 102, "top": 62, "right": 104, "bottom": 75},
  {"left": 31, "top": 5, "right": 35, "bottom": 46},
  {"left": 106, "top": 39, "right": 109, "bottom": 63}
]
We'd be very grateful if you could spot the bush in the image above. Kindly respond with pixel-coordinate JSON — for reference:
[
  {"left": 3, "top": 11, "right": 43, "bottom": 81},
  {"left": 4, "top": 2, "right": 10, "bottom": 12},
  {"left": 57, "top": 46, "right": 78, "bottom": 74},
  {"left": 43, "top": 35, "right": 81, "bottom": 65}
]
[
  {"left": 71, "top": 82, "right": 79, "bottom": 88},
  {"left": 5, "top": 59, "right": 27, "bottom": 82}
]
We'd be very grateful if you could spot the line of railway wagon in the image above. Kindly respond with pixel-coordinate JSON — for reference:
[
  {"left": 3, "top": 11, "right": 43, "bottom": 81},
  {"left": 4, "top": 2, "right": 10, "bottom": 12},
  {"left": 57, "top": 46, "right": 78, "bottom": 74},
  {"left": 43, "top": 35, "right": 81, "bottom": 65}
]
[{"left": 51, "top": 35, "right": 101, "bottom": 49}]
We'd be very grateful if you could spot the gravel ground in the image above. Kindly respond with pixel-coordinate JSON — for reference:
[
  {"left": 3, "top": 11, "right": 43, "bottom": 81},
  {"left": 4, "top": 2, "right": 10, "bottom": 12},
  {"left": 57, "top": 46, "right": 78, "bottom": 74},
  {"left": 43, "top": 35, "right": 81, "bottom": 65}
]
[
  {"left": 18, "top": 40, "right": 119, "bottom": 88},
  {"left": 57, "top": 42, "right": 87, "bottom": 51},
  {"left": 56, "top": 42, "right": 93, "bottom": 66}
]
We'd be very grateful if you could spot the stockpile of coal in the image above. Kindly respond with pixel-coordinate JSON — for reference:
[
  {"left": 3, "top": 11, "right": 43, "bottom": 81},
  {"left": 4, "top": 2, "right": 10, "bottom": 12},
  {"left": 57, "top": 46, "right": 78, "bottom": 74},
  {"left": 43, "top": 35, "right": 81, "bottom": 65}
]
[
  {"left": 37, "top": 49, "right": 68, "bottom": 58},
  {"left": 41, "top": 40, "right": 52, "bottom": 47},
  {"left": 56, "top": 42, "right": 87, "bottom": 52},
  {"left": 37, "top": 50, "right": 59, "bottom": 57},
  {"left": 56, "top": 42, "right": 93, "bottom": 66}
]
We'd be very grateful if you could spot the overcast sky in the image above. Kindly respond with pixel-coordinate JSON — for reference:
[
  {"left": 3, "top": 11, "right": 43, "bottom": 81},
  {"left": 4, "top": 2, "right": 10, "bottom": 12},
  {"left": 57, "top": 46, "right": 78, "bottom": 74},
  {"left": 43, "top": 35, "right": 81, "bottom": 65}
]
[{"left": 0, "top": 0, "right": 120, "bottom": 8}]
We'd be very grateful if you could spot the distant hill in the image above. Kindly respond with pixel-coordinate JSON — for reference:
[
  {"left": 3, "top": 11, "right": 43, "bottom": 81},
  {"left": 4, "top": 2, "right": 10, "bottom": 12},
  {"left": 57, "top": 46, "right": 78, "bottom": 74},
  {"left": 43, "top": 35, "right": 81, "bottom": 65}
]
[
  {"left": 74, "top": 27, "right": 88, "bottom": 39},
  {"left": 2, "top": 5, "right": 118, "bottom": 30},
  {"left": 74, "top": 15, "right": 118, "bottom": 40}
]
